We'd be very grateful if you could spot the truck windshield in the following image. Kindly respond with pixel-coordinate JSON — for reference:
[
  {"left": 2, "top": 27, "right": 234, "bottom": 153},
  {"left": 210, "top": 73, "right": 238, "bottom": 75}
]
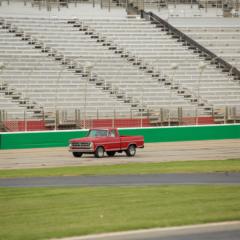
[{"left": 88, "top": 129, "right": 108, "bottom": 137}]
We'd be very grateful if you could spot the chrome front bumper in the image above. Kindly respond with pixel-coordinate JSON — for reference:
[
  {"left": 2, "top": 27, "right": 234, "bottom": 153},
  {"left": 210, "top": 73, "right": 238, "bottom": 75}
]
[{"left": 69, "top": 148, "right": 94, "bottom": 153}]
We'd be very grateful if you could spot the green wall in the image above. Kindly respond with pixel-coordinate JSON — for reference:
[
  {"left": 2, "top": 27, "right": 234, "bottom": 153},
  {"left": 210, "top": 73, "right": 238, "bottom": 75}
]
[
  {"left": 0, "top": 124, "right": 239, "bottom": 150},
  {"left": 0, "top": 130, "right": 88, "bottom": 150},
  {"left": 119, "top": 124, "right": 240, "bottom": 142}
]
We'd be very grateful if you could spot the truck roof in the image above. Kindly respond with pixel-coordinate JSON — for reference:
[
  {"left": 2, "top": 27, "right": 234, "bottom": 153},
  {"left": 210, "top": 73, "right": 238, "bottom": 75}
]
[{"left": 88, "top": 128, "right": 117, "bottom": 131}]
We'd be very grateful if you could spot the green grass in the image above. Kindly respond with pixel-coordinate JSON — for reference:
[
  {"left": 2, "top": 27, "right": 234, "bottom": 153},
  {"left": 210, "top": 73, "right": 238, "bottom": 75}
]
[
  {"left": 0, "top": 159, "right": 240, "bottom": 178},
  {"left": 0, "top": 185, "right": 240, "bottom": 240}
]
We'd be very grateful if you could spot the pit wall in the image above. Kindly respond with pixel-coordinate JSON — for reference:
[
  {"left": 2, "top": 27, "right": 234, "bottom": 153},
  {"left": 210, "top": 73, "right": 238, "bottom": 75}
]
[{"left": 0, "top": 124, "right": 239, "bottom": 150}]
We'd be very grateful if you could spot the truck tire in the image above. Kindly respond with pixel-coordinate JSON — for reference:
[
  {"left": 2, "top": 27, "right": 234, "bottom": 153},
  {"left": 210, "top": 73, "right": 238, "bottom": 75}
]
[
  {"left": 95, "top": 146, "right": 105, "bottom": 158},
  {"left": 126, "top": 144, "right": 136, "bottom": 157},
  {"left": 72, "top": 152, "right": 82, "bottom": 158},
  {"left": 106, "top": 151, "right": 116, "bottom": 157}
]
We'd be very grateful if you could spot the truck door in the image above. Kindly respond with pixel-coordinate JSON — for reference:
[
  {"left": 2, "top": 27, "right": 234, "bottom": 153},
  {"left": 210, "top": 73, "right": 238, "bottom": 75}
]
[{"left": 105, "top": 129, "right": 121, "bottom": 151}]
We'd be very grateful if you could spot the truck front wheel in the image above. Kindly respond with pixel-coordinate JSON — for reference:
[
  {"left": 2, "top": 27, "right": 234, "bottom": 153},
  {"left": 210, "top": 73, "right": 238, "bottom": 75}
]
[
  {"left": 126, "top": 145, "right": 136, "bottom": 157},
  {"left": 95, "top": 146, "right": 105, "bottom": 158},
  {"left": 72, "top": 152, "right": 83, "bottom": 158}
]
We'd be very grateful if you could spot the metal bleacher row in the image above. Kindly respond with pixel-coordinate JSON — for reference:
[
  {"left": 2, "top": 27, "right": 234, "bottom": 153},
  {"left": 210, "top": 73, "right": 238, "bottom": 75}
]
[
  {"left": 79, "top": 18, "right": 240, "bottom": 106},
  {"left": 0, "top": 15, "right": 240, "bottom": 124},
  {"left": 0, "top": 19, "right": 137, "bottom": 119},
  {"left": 178, "top": 26, "right": 240, "bottom": 70}
]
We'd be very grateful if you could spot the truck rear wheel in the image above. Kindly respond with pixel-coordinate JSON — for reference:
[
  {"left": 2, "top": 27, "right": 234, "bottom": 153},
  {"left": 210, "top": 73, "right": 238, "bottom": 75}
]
[
  {"left": 126, "top": 145, "right": 136, "bottom": 157},
  {"left": 95, "top": 146, "right": 105, "bottom": 158},
  {"left": 72, "top": 152, "right": 82, "bottom": 158},
  {"left": 106, "top": 151, "right": 116, "bottom": 157}
]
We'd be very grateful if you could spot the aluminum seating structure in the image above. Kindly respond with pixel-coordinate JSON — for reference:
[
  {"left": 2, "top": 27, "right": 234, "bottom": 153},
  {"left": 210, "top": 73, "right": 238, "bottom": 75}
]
[
  {"left": 1, "top": 16, "right": 240, "bottom": 125},
  {"left": 144, "top": 3, "right": 226, "bottom": 18},
  {"left": 3, "top": 17, "right": 199, "bottom": 119},
  {"left": 178, "top": 26, "right": 240, "bottom": 70},
  {"left": 77, "top": 18, "right": 240, "bottom": 108},
  {"left": 0, "top": 93, "right": 27, "bottom": 118},
  {"left": 0, "top": 19, "right": 135, "bottom": 121}
]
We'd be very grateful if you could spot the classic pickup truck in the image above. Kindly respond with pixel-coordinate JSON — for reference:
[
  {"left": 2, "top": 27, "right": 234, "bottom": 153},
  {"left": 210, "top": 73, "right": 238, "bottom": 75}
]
[{"left": 69, "top": 128, "right": 144, "bottom": 158}]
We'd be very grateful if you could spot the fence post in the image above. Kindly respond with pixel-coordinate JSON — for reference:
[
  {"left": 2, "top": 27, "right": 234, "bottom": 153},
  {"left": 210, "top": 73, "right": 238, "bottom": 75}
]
[
  {"left": 97, "top": 108, "right": 99, "bottom": 120},
  {"left": 24, "top": 110, "right": 27, "bottom": 131},
  {"left": 195, "top": 105, "right": 198, "bottom": 125},
  {"left": 0, "top": 110, "right": 3, "bottom": 130},
  {"left": 224, "top": 106, "right": 228, "bottom": 124},
  {"left": 0, "top": 110, "right": 2, "bottom": 122},
  {"left": 55, "top": 109, "right": 60, "bottom": 130},
  {"left": 112, "top": 109, "right": 115, "bottom": 128},
  {"left": 76, "top": 109, "right": 82, "bottom": 129},
  {"left": 168, "top": 108, "right": 171, "bottom": 126},
  {"left": 147, "top": 108, "right": 150, "bottom": 125},
  {"left": 42, "top": 107, "right": 45, "bottom": 126},
  {"left": 75, "top": 109, "right": 78, "bottom": 128},
  {"left": 178, "top": 107, "right": 183, "bottom": 125},
  {"left": 211, "top": 107, "right": 214, "bottom": 123},
  {"left": 232, "top": 106, "right": 237, "bottom": 124},
  {"left": 160, "top": 108, "right": 163, "bottom": 126},
  {"left": 78, "top": 109, "right": 81, "bottom": 128}
]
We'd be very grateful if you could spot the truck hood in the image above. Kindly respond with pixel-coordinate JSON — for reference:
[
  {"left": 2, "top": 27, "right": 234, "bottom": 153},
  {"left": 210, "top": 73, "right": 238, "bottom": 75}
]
[{"left": 70, "top": 137, "right": 100, "bottom": 143}]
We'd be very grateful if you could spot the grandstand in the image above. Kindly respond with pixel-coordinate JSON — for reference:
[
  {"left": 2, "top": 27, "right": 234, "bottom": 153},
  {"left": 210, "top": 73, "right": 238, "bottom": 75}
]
[
  {"left": 0, "top": 0, "right": 239, "bottom": 131},
  {"left": 172, "top": 19, "right": 240, "bottom": 69}
]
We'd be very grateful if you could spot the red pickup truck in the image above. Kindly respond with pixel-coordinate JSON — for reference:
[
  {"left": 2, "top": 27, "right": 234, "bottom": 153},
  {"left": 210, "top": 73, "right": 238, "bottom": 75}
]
[{"left": 69, "top": 128, "right": 144, "bottom": 158}]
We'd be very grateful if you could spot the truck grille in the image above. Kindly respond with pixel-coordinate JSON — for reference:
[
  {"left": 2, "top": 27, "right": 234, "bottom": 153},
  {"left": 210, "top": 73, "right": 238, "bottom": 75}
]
[{"left": 72, "top": 142, "right": 91, "bottom": 149}]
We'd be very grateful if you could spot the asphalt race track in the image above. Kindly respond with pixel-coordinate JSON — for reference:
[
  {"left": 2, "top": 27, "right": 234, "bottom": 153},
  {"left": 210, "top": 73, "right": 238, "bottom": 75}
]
[
  {"left": 1, "top": 173, "right": 240, "bottom": 187},
  {"left": 0, "top": 139, "right": 240, "bottom": 169},
  {"left": 59, "top": 222, "right": 240, "bottom": 240}
]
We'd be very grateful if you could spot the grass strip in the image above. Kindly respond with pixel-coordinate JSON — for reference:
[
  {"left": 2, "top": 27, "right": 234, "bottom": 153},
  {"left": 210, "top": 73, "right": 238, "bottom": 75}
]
[
  {"left": 0, "top": 159, "right": 240, "bottom": 178},
  {"left": 0, "top": 185, "right": 240, "bottom": 240}
]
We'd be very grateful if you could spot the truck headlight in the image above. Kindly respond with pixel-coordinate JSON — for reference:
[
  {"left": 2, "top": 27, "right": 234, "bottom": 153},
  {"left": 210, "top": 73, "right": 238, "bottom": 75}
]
[
  {"left": 69, "top": 143, "right": 72, "bottom": 147},
  {"left": 89, "top": 142, "right": 93, "bottom": 149}
]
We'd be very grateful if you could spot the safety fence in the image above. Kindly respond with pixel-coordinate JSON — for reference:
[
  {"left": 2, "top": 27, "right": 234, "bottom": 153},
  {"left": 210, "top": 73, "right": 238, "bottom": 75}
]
[{"left": 0, "top": 105, "right": 240, "bottom": 132}]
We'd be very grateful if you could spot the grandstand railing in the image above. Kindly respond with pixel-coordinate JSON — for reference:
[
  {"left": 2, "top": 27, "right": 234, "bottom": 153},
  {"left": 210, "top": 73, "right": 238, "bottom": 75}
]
[
  {"left": 141, "top": 10, "right": 240, "bottom": 81},
  {"left": 1, "top": 106, "right": 239, "bottom": 131}
]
